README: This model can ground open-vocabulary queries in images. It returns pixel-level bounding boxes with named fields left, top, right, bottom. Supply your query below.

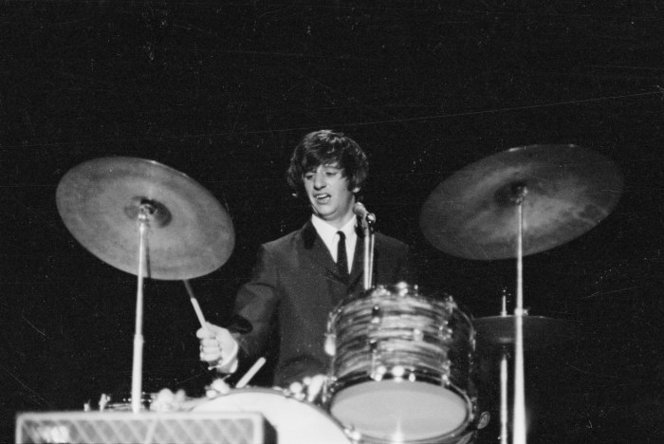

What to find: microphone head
left=353, top=202, right=367, bottom=216
left=354, top=202, right=376, bottom=223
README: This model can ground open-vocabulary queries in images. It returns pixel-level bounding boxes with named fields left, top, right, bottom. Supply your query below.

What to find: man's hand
left=196, top=323, right=238, bottom=372
left=150, top=388, right=187, bottom=412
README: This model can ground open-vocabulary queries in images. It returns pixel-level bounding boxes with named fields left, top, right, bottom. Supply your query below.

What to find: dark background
left=2, top=1, right=664, bottom=442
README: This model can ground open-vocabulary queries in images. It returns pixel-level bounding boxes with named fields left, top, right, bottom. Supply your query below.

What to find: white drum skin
left=193, top=388, right=351, bottom=444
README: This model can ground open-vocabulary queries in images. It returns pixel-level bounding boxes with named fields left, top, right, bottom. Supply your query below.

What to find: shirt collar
left=311, top=214, right=356, bottom=245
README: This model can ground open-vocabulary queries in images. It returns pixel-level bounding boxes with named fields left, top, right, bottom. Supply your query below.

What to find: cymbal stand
left=499, top=290, right=509, bottom=444
left=500, top=348, right=509, bottom=443
left=362, top=217, right=376, bottom=291
left=511, top=184, right=527, bottom=444
left=131, top=205, right=151, bottom=413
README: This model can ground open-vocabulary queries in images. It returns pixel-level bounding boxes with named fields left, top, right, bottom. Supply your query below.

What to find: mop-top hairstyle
left=286, top=129, right=369, bottom=199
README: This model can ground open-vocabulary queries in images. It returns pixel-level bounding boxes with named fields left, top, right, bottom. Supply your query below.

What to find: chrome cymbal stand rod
left=512, top=185, right=527, bottom=444
left=131, top=206, right=150, bottom=413
left=500, top=288, right=510, bottom=443
left=500, top=347, right=509, bottom=444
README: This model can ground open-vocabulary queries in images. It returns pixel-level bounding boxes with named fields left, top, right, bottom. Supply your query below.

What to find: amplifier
left=16, top=410, right=274, bottom=444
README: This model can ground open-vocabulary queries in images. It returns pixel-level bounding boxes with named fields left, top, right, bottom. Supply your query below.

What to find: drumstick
left=183, top=280, right=207, bottom=329
left=235, top=357, right=266, bottom=389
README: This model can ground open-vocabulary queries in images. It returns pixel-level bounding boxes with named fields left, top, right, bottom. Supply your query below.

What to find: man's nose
left=313, top=173, right=326, bottom=189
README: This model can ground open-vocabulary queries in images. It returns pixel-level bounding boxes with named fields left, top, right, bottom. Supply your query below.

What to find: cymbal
left=474, top=315, right=579, bottom=350
left=56, top=157, right=234, bottom=280
left=420, top=144, right=622, bottom=259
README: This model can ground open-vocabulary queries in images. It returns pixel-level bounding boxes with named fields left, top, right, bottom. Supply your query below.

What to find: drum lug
left=395, top=281, right=410, bottom=296
left=439, top=324, right=453, bottom=339
left=370, top=305, right=382, bottom=323
left=322, top=375, right=337, bottom=400
left=370, top=365, right=388, bottom=381
left=441, top=361, right=452, bottom=385
left=324, top=333, right=336, bottom=356
left=343, top=425, right=363, bottom=443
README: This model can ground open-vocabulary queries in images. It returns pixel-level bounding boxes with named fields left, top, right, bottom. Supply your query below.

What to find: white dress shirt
left=311, top=214, right=358, bottom=273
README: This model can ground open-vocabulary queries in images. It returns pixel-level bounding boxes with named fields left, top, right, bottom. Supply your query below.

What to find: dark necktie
left=336, top=231, right=349, bottom=280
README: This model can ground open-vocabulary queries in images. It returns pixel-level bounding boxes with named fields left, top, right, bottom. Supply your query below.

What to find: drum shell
left=325, top=283, right=477, bottom=443
left=327, top=284, right=475, bottom=393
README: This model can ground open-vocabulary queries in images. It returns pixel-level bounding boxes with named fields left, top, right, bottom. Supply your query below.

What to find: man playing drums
left=198, top=129, right=411, bottom=393
left=197, top=130, right=482, bottom=443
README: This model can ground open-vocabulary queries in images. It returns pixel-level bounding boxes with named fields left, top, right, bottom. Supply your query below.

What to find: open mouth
left=314, top=193, right=331, bottom=204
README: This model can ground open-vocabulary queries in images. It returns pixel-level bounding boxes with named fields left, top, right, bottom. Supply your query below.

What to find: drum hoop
left=201, top=386, right=333, bottom=415
left=195, top=387, right=354, bottom=442
left=328, top=368, right=448, bottom=393
left=327, top=376, right=475, bottom=444
left=328, top=371, right=473, bottom=404
left=327, top=284, right=473, bottom=329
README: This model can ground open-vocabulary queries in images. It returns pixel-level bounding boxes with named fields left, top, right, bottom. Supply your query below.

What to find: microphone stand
left=361, top=216, right=375, bottom=291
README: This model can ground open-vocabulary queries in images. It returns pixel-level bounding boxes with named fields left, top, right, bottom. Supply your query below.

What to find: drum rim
left=327, top=368, right=452, bottom=392
left=196, top=386, right=332, bottom=414
left=195, top=387, right=354, bottom=442
left=326, top=283, right=476, bottom=337
left=330, top=283, right=455, bottom=313
left=326, top=375, right=474, bottom=442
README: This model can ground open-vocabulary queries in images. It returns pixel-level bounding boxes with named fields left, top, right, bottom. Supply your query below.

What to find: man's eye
left=304, top=174, right=314, bottom=180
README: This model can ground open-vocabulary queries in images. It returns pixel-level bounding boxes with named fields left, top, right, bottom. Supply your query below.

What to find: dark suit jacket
left=230, top=220, right=411, bottom=386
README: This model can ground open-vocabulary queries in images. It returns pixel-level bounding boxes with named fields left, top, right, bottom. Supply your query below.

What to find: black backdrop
left=2, top=2, right=664, bottom=442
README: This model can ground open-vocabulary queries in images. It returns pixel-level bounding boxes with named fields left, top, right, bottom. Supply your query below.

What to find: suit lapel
left=301, top=221, right=346, bottom=284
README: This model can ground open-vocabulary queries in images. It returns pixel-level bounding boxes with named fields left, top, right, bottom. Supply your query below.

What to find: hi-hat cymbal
left=420, top=144, right=623, bottom=260
left=56, top=157, right=234, bottom=280
left=474, top=315, right=579, bottom=350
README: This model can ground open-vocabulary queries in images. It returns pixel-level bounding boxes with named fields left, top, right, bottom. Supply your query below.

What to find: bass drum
left=325, top=282, right=476, bottom=444
left=193, top=388, right=352, bottom=444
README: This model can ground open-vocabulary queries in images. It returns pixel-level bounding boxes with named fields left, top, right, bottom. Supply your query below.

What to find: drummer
left=198, top=129, right=412, bottom=397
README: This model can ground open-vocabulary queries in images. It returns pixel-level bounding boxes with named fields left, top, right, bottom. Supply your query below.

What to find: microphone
left=353, top=202, right=376, bottom=225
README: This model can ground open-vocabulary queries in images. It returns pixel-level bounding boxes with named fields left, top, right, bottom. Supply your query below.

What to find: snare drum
left=193, top=388, right=351, bottom=444
left=325, top=282, right=476, bottom=443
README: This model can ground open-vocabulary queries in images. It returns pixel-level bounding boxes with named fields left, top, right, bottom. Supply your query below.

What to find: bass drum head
left=193, top=388, right=350, bottom=444
left=330, top=380, right=470, bottom=443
